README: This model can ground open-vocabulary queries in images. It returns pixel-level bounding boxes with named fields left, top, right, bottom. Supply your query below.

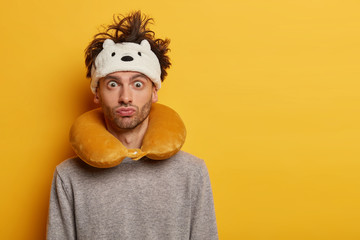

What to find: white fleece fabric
left=90, top=39, right=162, bottom=93
left=47, top=151, right=218, bottom=240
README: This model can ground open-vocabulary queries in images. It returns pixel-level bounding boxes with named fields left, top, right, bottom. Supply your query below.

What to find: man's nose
left=118, top=85, right=133, bottom=104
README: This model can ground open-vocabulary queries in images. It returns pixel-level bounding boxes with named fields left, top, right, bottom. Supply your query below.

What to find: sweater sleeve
left=47, top=169, right=76, bottom=240
left=190, top=161, right=219, bottom=240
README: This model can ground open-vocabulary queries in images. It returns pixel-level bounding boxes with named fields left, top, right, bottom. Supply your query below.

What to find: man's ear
left=94, top=89, right=100, bottom=104
left=152, top=87, right=158, bottom=103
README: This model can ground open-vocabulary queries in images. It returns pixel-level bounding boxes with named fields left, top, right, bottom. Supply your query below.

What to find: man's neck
left=105, top=117, right=149, bottom=149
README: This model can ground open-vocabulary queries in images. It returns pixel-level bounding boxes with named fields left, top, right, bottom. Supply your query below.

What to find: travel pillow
left=69, top=103, right=186, bottom=168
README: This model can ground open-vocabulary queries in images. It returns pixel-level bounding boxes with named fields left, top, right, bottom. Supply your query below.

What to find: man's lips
left=116, top=107, right=136, bottom=117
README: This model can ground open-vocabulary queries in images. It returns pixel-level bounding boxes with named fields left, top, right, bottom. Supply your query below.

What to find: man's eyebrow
left=103, top=75, right=120, bottom=81
left=130, top=73, right=150, bottom=81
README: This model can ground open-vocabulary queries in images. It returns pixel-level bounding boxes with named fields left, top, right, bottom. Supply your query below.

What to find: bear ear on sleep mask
left=69, top=103, right=186, bottom=168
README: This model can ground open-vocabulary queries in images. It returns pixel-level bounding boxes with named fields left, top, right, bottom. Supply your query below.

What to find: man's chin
left=115, top=118, right=139, bottom=130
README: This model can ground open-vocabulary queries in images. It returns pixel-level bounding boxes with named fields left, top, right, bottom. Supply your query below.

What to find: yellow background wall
left=1, top=0, right=359, bottom=239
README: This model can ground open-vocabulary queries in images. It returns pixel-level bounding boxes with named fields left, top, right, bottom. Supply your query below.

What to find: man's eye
left=134, top=81, right=143, bottom=88
left=108, top=81, right=118, bottom=87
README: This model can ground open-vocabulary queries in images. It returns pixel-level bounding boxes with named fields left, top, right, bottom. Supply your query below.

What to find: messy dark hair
left=84, top=11, right=171, bottom=81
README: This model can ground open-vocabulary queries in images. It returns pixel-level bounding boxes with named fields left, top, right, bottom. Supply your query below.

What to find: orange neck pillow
left=69, top=103, right=186, bottom=168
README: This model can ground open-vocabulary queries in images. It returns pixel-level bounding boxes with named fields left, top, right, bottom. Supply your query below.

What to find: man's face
left=94, top=71, right=158, bottom=131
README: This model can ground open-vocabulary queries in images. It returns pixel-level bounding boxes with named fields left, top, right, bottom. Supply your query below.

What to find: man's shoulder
left=168, top=150, right=209, bottom=174
left=171, top=150, right=203, bottom=164
left=55, top=156, right=89, bottom=177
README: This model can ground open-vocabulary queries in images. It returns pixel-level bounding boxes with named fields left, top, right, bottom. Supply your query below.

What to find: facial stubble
left=104, top=97, right=153, bottom=130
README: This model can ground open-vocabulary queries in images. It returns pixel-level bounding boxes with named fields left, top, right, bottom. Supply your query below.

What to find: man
left=47, top=11, right=218, bottom=240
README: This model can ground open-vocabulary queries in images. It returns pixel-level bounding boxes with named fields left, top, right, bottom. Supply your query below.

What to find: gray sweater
left=47, top=151, right=218, bottom=240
